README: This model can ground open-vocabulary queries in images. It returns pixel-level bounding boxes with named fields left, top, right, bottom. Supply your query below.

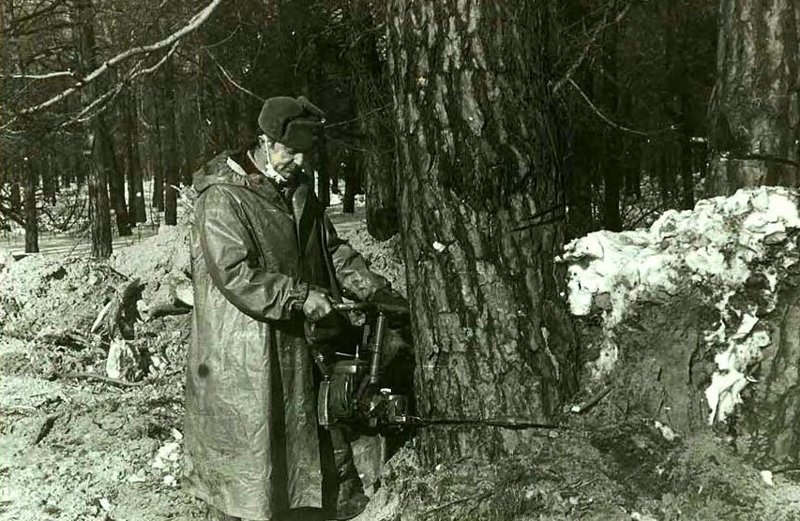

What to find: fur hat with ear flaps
left=258, top=96, right=326, bottom=152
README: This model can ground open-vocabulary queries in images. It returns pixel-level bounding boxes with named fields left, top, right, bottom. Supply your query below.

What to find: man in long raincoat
left=184, top=96, right=394, bottom=521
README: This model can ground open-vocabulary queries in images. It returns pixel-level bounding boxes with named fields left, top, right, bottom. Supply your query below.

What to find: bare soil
left=2, top=206, right=798, bottom=521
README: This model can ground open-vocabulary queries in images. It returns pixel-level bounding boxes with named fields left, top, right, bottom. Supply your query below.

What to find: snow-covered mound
left=560, top=187, right=800, bottom=424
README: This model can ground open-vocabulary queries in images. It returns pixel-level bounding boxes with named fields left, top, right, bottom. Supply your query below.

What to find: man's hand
left=303, top=288, right=333, bottom=322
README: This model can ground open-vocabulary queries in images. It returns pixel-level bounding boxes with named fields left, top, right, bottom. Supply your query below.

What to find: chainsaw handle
left=330, top=301, right=410, bottom=316
left=291, top=299, right=409, bottom=317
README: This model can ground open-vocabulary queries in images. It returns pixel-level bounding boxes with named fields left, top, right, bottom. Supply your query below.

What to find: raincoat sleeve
left=323, top=214, right=390, bottom=301
left=198, top=186, right=309, bottom=321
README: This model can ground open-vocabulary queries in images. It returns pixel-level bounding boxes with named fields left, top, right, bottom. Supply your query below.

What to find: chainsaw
left=303, top=301, right=563, bottom=434
left=302, top=301, right=416, bottom=435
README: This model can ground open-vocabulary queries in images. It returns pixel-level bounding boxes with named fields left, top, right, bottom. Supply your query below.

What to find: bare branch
left=567, top=78, right=674, bottom=137
left=1, top=70, right=75, bottom=80
left=19, top=0, right=223, bottom=115
left=63, top=40, right=182, bottom=128
left=3, top=0, right=69, bottom=33
left=552, top=2, right=631, bottom=95
left=206, top=50, right=263, bottom=101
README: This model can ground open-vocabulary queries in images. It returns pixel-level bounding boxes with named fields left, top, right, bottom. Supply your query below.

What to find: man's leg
left=329, top=426, right=369, bottom=520
left=206, top=504, right=241, bottom=521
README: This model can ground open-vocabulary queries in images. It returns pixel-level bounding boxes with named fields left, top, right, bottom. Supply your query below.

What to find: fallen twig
left=59, top=372, right=144, bottom=388
left=423, top=490, right=494, bottom=517
left=570, top=385, right=614, bottom=415
left=91, top=301, right=115, bottom=334
left=37, top=329, right=91, bottom=349
left=147, top=303, right=191, bottom=320
left=34, top=414, right=61, bottom=445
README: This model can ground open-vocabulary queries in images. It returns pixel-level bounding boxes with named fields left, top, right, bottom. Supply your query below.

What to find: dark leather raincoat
left=183, top=152, right=387, bottom=520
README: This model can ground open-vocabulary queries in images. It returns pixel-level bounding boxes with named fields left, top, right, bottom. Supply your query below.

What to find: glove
left=303, top=288, right=333, bottom=322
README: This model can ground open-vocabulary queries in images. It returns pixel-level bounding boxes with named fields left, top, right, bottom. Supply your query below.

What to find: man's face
left=265, top=137, right=304, bottom=181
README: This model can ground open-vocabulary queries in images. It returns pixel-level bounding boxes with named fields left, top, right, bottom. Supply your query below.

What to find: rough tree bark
left=73, top=0, right=112, bottom=258
left=708, top=0, right=799, bottom=194
left=740, top=269, right=800, bottom=465
left=388, top=0, right=578, bottom=465
left=88, top=118, right=114, bottom=257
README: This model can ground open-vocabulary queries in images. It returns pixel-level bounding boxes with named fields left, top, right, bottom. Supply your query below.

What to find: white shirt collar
left=247, top=149, right=287, bottom=186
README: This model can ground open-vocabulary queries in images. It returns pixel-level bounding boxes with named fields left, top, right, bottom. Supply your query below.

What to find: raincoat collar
left=192, top=151, right=292, bottom=210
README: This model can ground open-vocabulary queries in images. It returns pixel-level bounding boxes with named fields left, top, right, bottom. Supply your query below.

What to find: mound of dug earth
left=561, top=186, right=800, bottom=465
left=0, top=255, right=125, bottom=339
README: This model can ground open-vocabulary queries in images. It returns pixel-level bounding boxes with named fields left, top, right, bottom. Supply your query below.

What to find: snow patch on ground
left=560, top=187, right=800, bottom=423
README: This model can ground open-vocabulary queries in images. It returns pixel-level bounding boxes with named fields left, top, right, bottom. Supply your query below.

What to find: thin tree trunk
left=343, top=155, right=359, bottom=214
left=73, top=0, right=112, bottom=257
left=73, top=152, right=85, bottom=189
left=41, top=156, right=56, bottom=206
left=625, top=152, right=641, bottom=197
left=566, top=126, right=594, bottom=238
left=61, top=155, right=73, bottom=187
left=351, top=1, right=399, bottom=240
left=316, top=137, right=330, bottom=208
left=9, top=180, right=21, bottom=213
left=23, top=161, right=38, bottom=253
left=601, top=25, right=622, bottom=231
left=152, top=88, right=165, bottom=212
left=708, top=0, right=799, bottom=194
left=107, top=120, right=131, bottom=237
left=162, top=56, right=178, bottom=225
left=679, top=96, right=695, bottom=210
left=124, top=87, right=147, bottom=223
left=89, top=118, right=114, bottom=257
left=49, top=155, right=60, bottom=203
left=602, top=136, right=622, bottom=231
left=389, top=0, right=577, bottom=465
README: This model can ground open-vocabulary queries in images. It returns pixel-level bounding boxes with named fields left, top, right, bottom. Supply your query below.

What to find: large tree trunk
left=73, top=0, right=112, bottom=258
left=388, top=0, right=577, bottom=465
left=23, top=160, right=38, bottom=253
left=708, top=0, right=799, bottom=194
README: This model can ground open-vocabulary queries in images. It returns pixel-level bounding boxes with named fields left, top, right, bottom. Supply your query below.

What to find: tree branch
left=206, top=49, right=263, bottom=101
left=62, top=40, right=182, bottom=128
left=18, top=0, right=223, bottom=115
left=1, top=70, right=75, bottom=80
left=552, top=2, right=631, bottom=95
left=567, top=78, right=674, bottom=137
